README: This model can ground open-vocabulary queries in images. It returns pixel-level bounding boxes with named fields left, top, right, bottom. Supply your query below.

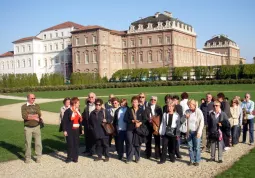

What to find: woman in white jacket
left=183, top=99, right=204, bottom=166
left=158, top=101, right=181, bottom=164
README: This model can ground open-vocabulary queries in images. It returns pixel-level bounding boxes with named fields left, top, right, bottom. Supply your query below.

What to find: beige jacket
left=229, top=106, right=241, bottom=127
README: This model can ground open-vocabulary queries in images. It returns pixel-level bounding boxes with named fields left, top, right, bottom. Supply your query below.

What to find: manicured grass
left=0, top=118, right=83, bottom=162
left=4, top=84, right=255, bottom=99
left=216, top=148, right=255, bottom=178
left=0, top=98, right=25, bottom=106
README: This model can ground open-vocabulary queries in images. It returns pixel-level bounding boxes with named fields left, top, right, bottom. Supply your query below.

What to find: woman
left=183, top=99, right=204, bottom=166
left=163, top=94, right=172, bottom=113
left=62, top=97, right=82, bottom=163
left=59, top=97, right=70, bottom=132
left=158, top=101, right=180, bottom=164
left=125, top=96, right=147, bottom=163
left=89, top=98, right=112, bottom=162
left=113, top=98, right=129, bottom=160
left=229, top=99, right=242, bottom=146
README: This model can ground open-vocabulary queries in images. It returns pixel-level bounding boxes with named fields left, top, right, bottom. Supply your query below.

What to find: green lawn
left=0, top=118, right=81, bottom=162
left=4, top=84, right=255, bottom=99
left=0, top=98, right=25, bottom=106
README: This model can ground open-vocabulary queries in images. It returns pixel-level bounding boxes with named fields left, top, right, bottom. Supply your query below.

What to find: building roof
left=13, top=36, right=42, bottom=44
left=205, top=35, right=236, bottom=46
left=0, top=51, right=14, bottom=57
left=72, top=25, right=127, bottom=36
left=41, top=21, right=84, bottom=32
left=131, top=12, right=192, bottom=29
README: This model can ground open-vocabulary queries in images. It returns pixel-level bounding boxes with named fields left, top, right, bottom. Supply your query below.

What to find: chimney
left=164, top=11, right=172, bottom=18
left=155, top=12, right=160, bottom=18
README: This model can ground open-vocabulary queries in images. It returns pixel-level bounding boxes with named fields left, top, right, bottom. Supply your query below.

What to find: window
left=50, top=34, right=52, bottom=39
left=61, top=32, right=64, bottom=37
left=44, top=59, right=47, bottom=67
left=1, top=62, right=4, bottom=70
left=139, top=53, right=143, bottom=63
left=93, top=53, right=97, bottom=63
left=122, top=40, right=127, bottom=47
left=44, top=46, right=47, bottom=52
left=50, top=45, right=52, bottom=51
left=55, top=57, right=60, bottom=64
left=85, top=53, right=89, bottom=64
left=158, top=51, right=163, bottom=62
left=50, top=58, right=54, bottom=66
left=131, top=55, right=135, bottom=64
left=166, top=36, right=171, bottom=44
left=38, top=59, right=41, bottom=67
left=62, top=43, right=64, bottom=50
left=139, top=38, right=142, bottom=46
left=148, top=37, right=152, bottom=45
left=158, top=36, right=162, bottom=44
left=148, top=52, right=152, bottom=63
left=28, top=59, right=32, bottom=67
left=16, top=46, right=19, bottom=53
left=93, top=36, right=97, bottom=44
left=55, top=44, right=58, bottom=50
left=22, top=59, right=25, bottom=68
left=17, top=60, right=20, bottom=68
left=131, top=39, right=135, bottom=47
left=123, top=54, right=127, bottom=64
left=61, top=56, right=64, bottom=63
left=85, top=37, right=88, bottom=44
left=76, top=53, right=80, bottom=64
left=11, top=61, right=14, bottom=68
left=76, top=38, right=79, bottom=45
left=7, top=61, right=9, bottom=69
left=44, top=34, right=46, bottom=39
left=56, top=33, right=58, bottom=37
left=22, top=46, right=25, bottom=52
left=28, top=45, right=31, bottom=52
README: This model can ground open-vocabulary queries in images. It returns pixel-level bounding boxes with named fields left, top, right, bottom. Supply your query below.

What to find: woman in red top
left=63, top=97, right=82, bottom=163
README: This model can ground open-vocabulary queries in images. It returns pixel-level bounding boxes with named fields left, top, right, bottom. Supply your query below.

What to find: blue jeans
left=187, top=131, right=201, bottom=163
left=243, top=118, right=254, bottom=144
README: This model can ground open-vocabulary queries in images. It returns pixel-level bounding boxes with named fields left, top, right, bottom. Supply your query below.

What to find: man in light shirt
left=241, top=93, right=255, bottom=145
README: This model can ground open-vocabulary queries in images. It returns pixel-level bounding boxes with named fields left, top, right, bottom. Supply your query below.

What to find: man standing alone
left=21, top=94, right=42, bottom=163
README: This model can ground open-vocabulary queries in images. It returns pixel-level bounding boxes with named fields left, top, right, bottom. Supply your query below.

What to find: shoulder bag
left=101, top=110, right=115, bottom=136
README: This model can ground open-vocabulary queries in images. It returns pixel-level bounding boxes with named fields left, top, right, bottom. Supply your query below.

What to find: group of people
left=21, top=91, right=255, bottom=166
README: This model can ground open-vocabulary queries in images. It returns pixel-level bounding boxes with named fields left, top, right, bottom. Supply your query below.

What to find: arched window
left=17, top=60, right=20, bottom=68
left=11, top=61, right=14, bottom=68
left=148, top=51, right=152, bottom=63
left=139, top=53, right=143, bottom=63
left=44, top=58, right=47, bottom=67
left=76, top=53, right=80, bottom=64
left=28, top=59, right=32, bottom=67
left=85, top=52, right=89, bottom=64
left=22, top=59, right=26, bottom=68
left=131, top=54, right=135, bottom=64
left=1, top=62, right=4, bottom=70
left=7, top=61, right=9, bottom=69
left=93, top=51, right=97, bottom=63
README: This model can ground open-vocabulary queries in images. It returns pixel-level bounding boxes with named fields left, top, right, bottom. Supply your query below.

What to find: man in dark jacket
left=200, top=93, right=214, bottom=152
left=145, top=96, right=163, bottom=159
left=207, top=100, right=230, bottom=163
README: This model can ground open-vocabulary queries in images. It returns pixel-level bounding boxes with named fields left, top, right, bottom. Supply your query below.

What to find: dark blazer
left=62, top=108, right=82, bottom=134
left=145, top=104, right=163, bottom=131
left=200, top=101, right=214, bottom=125
left=88, top=109, right=112, bottom=139
left=124, top=107, right=147, bottom=131
left=175, top=104, right=183, bottom=118
left=207, top=111, right=230, bottom=135
left=221, top=101, right=231, bottom=118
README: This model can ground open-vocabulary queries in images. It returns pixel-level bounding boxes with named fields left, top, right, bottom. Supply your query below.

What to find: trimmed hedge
left=1, top=79, right=255, bottom=93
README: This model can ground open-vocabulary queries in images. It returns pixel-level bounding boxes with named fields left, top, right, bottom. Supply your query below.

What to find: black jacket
left=200, top=101, right=214, bottom=125
left=124, top=107, right=147, bottom=131
left=88, top=109, right=112, bottom=139
left=62, top=108, right=82, bottom=134
left=145, top=104, right=163, bottom=130
left=221, top=101, right=231, bottom=118
left=207, top=111, right=230, bottom=136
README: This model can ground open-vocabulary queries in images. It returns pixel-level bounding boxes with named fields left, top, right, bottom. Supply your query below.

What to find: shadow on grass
left=0, top=141, right=24, bottom=160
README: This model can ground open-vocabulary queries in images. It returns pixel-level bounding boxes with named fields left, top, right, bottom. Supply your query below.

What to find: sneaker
left=135, top=159, right=140, bottom=163
left=104, top=158, right=109, bottom=162
left=65, top=159, right=72, bottom=163
left=36, top=158, right=41, bottom=163
left=125, top=160, right=131, bottom=164
left=224, top=147, right=231, bottom=151
left=24, top=159, right=31, bottom=164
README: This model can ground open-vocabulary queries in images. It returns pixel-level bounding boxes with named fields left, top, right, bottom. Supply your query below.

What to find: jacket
left=221, top=101, right=231, bottom=118
left=229, top=106, right=242, bottom=127
left=62, top=108, right=82, bottom=134
left=124, top=107, right=147, bottom=131
left=207, top=111, right=230, bottom=136
left=159, top=112, right=181, bottom=136
left=113, top=106, right=129, bottom=133
left=200, top=101, right=214, bottom=125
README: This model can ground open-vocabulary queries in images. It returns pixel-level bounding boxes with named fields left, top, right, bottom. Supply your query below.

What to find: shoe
left=249, top=143, right=254, bottom=146
left=94, top=157, right=103, bottom=161
left=207, top=158, right=216, bottom=162
left=104, top=158, right=109, bottom=162
left=176, top=155, right=182, bottom=159
left=155, top=157, right=159, bottom=160
left=224, top=147, right=231, bottom=151
left=36, top=158, right=41, bottom=163
left=135, top=159, right=140, bottom=163
left=158, top=161, right=165, bottom=164
left=218, top=160, right=223, bottom=163
left=194, top=162, right=199, bottom=166
left=118, top=156, right=123, bottom=160
left=65, top=159, right=72, bottom=163
left=170, top=159, right=175, bottom=163
left=125, top=160, right=131, bottom=164
left=188, top=162, right=194, bottom=166
left=24, top=159, right=31, bottom=164
left=73, top=160, right=78, bottom=163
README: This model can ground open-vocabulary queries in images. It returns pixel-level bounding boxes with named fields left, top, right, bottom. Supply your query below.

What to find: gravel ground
left=0, top=140, right=254, bottom=178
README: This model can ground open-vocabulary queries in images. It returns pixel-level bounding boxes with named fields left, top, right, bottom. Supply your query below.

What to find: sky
left=0, top=0, right=254, bottom=63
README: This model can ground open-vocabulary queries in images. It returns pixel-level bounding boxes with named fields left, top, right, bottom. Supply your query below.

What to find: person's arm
left=248, top=101, right=254, bottom=114
left=21, top=105, right=28, bottom=120
left=62, top=109, right=70, bottom=136
left=239, top=106, right=243, bottom=126
left=197, top=109, right=204, bottom=138
left=105, top=109, right=113, bottom=124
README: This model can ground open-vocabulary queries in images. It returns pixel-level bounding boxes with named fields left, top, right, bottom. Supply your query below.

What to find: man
left=105, top=94, right=115, bottom=110
left=207, top=100, right=229, bottom=163
left=145, top=96, right=163, bottom=159
left=138, top=92, right=149, bottom=110
left=180, top=92, right=189, bottom=115
left=82, top=92, right=96, bottom=155
left=241, top=93, right=255, bottom=145
left=200, top=93, right=214, bottom=152
left=21, top=94, right=42, bottom=163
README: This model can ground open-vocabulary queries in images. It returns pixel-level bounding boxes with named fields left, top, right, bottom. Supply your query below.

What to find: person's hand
left=196, top=133, right=201, bottom=138
left=64, top=131, right=68, bottom=137
left=34, top=117, right=40, bottom=122
left=186, top=113, right=190, bottom=119
left=132, top=120, right=136, bottom=123
left=81, top=130, right=84, bottom=135
left=218, top=123, right=222, bottom=127
left=102, top=119, right=107, bottom=123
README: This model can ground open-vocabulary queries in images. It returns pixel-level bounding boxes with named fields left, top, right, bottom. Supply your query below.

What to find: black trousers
left=96, top=138, right=110, bottom=158
left=161, top=135, right=176, bottom=162
left=66, top=129, right=80, bottom=161
left=84, top=129, right=95, bottom=154
left=115, top=131, right=127, bottom=159
left=231, top=125, right=239, bottom=145
left=146, top=131, right=161, bottom=158
left=223, top=132, right=230, bottom=147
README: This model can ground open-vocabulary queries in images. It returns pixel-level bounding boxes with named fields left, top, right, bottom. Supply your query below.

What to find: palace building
left=71, top=11, right=245, bottom=79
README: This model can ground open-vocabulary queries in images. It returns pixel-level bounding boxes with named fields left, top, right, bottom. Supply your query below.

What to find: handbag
left=101, top=110, right=115, bottom=136
left=151, top=115, right=160, bottom=135
left=180, top=120, right=187, bottom=133
left=165, top=126, right=175, bottom=137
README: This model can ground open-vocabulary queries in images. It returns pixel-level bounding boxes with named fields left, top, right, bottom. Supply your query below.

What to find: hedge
left=1, top=79, right=255, bottom=93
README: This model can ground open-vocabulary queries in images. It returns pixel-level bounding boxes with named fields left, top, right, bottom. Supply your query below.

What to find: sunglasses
left=89, top=96, right=94, bottom=98
left=31, top=98, right=36, bottom=99
left=151, top=99, right=156, bottom=101
left=112, top=102, right=118, bottom=105
left=139, top=96, right=145, bottom=98
left=213, top=105, right=220, bottom=107
left=95, top=103, right=101, bottom=106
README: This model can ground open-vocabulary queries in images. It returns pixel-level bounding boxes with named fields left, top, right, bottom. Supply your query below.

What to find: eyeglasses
left=139, top=96, right=145, bottom=98
left=89, top=96, right=94, bottom=98
left=151, top=99, right=156, bottom=101
left=213, top=105, right=220, bottom=107
left=95, top=103, right=101, bottom=106
left=245, top=96, right=249, bottom=98
left=112, top=102, right=118, bottom=105
left=31, top=98, right=36, bottom=100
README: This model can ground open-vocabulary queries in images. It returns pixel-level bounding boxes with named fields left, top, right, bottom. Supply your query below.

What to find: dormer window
left=213, top=42, right=216, bottom=46
left=130, top=25, right=135, bottom=31
left=138, top=24, right=143, bottom=30
left=158, top=22, right=163, bottom=27
left=148, top=23, right=153, bottom=29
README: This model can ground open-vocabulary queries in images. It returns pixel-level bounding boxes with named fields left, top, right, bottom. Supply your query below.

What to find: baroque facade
left=71, top=11, right=245, bottom=79
left=0, top=22, right=84, bottom=80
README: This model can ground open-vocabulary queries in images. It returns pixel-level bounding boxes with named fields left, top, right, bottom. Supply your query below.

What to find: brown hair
left=63, top=97, right=71, bottom=105
left=111, top=97, right=119, bottom=103
left=120, top=98, right=128, bottom=106
left=181, top=92, right=189, bottom=100
left=131, top=96, right=140, bottom=102
left=95, top=98, right=104, bottom=105
left=70, top=97, right=79, bottom=106
left=230, top=99, right=239, bottom=107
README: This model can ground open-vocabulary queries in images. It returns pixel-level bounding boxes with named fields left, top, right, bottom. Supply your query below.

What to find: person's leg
left=194, top=135, right=201, bottom=163
left=160, top=136, right=168, bottom=163
left=248, top=119, right=254, bottom=144
left=154, top=134, right=161, bottom=159
left=103, top=138, right=110, bottom=158
left=232, top=125, right=238, bottom=145
left=114, top=135, right=119, bottom=154
left=109, top=135, right=112, bottom=148
left=243, top=122, right=248, bottom=143
left=96, top=139, right=103, bottom=158
left=210, top=141, right=216, bottom=160
left=175, top=136, right=181, bottom=158
left=187, top=132, right=195, bottom=163
left=126, top=131, right=134, bottom=162
left=117, top=131, right=124, bottom=159
left=73, top=129, right=80, bottom=162
left=169, top=136, right=176, bottom=162
left=66, top=132, right=73, bottom=161
left=206, top=126, right=211, bottom=150
left=134, top=146, right=141, bottom=162
left=33, top=125, right=42, bottom=161
left=145, top=131, right=152, bottom=158
left=201, top=126, right=207, bottom=151
left=24, top=127, right=33, bottom=162
left=218, top=140, right=224, bottom=161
